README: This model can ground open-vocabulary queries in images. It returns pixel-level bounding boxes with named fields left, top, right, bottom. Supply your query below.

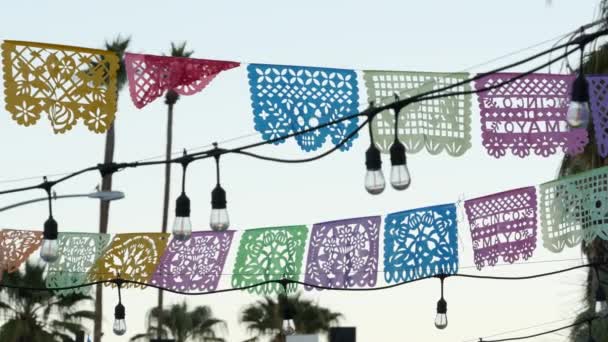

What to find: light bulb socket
left=572, top=73, right=590, bottom=103
left=365, top=144, right=382, bottom=171
left=282, top=304, right=295, bottom=320
left=175, top=193, right=191, bottom=217
left=43, top=217, right=58, bottom=240
left=596, top=285, right=606, bottom=302
left=211, top=185, right=227, bottom=209
left=114, top=303, right=125, bottom=320
left=436, top=298, right=447, bottom=314
left=390, top=140, right=407, bottom=166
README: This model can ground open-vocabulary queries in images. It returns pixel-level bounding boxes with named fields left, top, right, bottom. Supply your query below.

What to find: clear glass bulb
left=390, top=164, right=411, bottom=190
left=282, top=319, right=296, bottom=335
left=596, top=299, right=608, bottom=315
left=365, top=170, right=385, bottom=195
left=113, top=318, right=127, bottom=336
left=172, top=216, right=192, bottom=241
left=434, top=313, right=448, bottom=329
left=566, top=101, right=590, bottom=128
left=40, top=239, right=59, bottom=263
left=210, top=209, right=229, bottom=231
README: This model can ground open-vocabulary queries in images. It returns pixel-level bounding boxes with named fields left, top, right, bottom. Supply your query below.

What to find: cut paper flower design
left=151, top=231, right=234, bottom=292
left=2, top=40, right=119, bottom=133
left=587, top=76, right=608, bottom=158
left=88, top=233, right=169, bottom=288
left=384, top=204, right=458, bottom=283
left=124, top=53, right=239, bottom=108
left=540, top=167, right=608, bottom=252
left=248, top=64, right=360, bottom=152
left=46, top=233, right=110, bottom=296
left=465, top=187, right=538, bottom=269
left=0, top=229, right=42, bottom=280
left=475, top=73, right=587, bottom=158
left=232, top=226, right=308, bottom=294
left=363, top=71, right=472, bottom=156
left=304, top=216, right=380, bottom=290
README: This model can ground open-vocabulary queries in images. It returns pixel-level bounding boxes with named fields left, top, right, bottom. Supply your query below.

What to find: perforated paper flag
left=304, top=216, right=380, bottom=290
left=232, top=226, right=308, bottom=294
left=2, top=40, right=119, bottom=133
left=384, top=204, right=458, bottom=283
left=88, top=233, right=170, bottom=288
left=587, top=76, right=608, bottom=157
left=540, top=167, right=608, bottom=252
left=46, top=232, right=110, bottom=296
left=475, top=73, right=588, bottom=158
left=125, top=53, right=239, bottom=108
left=151, top=231, right=234, bottom=292
left=0, top=229, right=42, bottom=280
left=248, top=64, right=360, bottom=152
left=465, top=187, right=538, bottom=269
left=364, top=71, right=472, bottom=156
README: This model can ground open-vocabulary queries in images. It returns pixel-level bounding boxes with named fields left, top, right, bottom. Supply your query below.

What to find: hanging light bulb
left=210, top=185, right=229, bottom=231
left=595, top=285, right=607, bottom=315
left=434, top=275, right=448, bottom=330
left=389, top=139, right=411, bottom=190
left=282, top=299, right=296, bottom=336
left=567, top=73, right=591, bottom=128
left=40, top=217, right=59, bottom=263
left=113, top=303, right=127, bottom=336
left=435, top=297, right=448, bottom=330
left=365, top=143, right=385, bottom=195
left=172, top=192, right=192, bottom=241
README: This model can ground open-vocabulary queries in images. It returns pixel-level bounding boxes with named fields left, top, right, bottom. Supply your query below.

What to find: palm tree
left=561, top=4, right=608, bottom=340
left=0, top=262, right=95, bottom=342
left=157, top=41, right=194, bottom=339
left=240, top=292, right=342, bottom=342
left=130, top=302, right=226, bottom=342
left=94, top=35, right=131, bottom=342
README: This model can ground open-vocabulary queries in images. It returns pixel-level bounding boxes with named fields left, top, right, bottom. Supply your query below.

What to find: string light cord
left=479, top=317, right=599, bottom=342
left=0, top=262, right=600, bottom=295
left=0, top=25, right=606, bottom=197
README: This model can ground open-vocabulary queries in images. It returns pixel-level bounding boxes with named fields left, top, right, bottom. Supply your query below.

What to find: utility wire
left=0, top=25, right=604, bottom=197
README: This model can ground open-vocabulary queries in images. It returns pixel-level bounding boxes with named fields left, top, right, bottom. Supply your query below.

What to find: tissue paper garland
left=304, top=216, right=380, bottom=290
left=465, top=187, right=538, bottom=269
left=124, top=53, right=239, bottom=108
left=364, top=71, right=472, bottom=156
left=1, top=40, right=119, bottom=133
left=587, top=76, right=608, bottom=157
left=232, top=226, right=308, bottom=294
left=384, top=204, right=458, bottom=283
left=475, top=73, right=588, bottom=158
left=88, top=233, right=169, bottom=288
left=0, top=229, right=42, bottom=280
left=46, top=232, right=110, bottom=296
left=540, top=167, right=608, bottom=252
left=248, top=64, right=360, bottom=152
left=151, top=231, right=234, bottom=292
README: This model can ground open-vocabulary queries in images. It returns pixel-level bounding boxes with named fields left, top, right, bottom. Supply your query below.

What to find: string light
left=389, top=98, right=411, bottom=191
left=112, top=279, right=127, bottom=336
left=40, top=178, right=59, bottom=263
left=364, top=103, right=385, bottom=195
left=210, top=144, right=229, bottom=231
left=280, top=279, right=296, bottom=336
left=434, top=274, right=448, bottom=330
left=172, top=151, right=193, bottom=241
left=594, top=266, right=607, bottom=315
left=567, top=34, right=591, bottom=128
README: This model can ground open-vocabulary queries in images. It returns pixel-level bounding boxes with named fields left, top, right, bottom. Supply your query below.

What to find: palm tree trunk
left=157, top=89, right=178, bottom=340
left=94, top=123, right=115, bottom=342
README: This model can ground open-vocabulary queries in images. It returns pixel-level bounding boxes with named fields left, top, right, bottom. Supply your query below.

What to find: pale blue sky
left=0, top=1, right=601, bottom=341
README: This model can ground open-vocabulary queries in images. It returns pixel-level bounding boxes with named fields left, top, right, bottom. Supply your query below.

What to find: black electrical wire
left=479, top=317, right=598, bottom=342
left=0, top=262, right=600, bottom=295
left=0, top=25, right=605, bottom=197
